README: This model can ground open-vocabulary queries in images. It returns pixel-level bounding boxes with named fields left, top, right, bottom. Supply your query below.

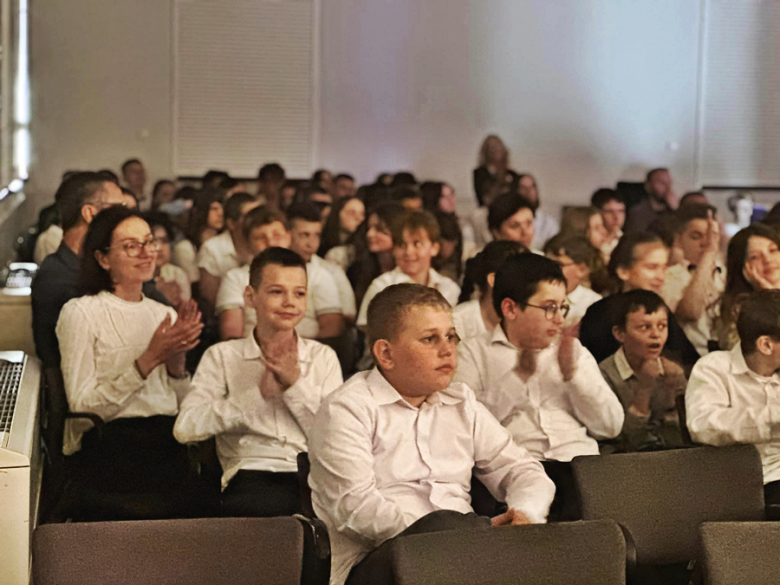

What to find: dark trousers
left=541, top=460, right=581, bottom=522
left=346, top=510, right=490, bottom=585
left=221, top=470, right=302, bottom=517
left=765, top=481, right=780, bottom=506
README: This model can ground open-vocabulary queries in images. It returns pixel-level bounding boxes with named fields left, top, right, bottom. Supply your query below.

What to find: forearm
left=676, top=253, right=718, bottom=322
left=567, top=368, right=625, bottom=439
left=173, top=397, right=244, bottom=443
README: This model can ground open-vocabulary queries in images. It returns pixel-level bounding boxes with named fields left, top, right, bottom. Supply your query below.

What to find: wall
left=25, top=0, right=703, bottom=221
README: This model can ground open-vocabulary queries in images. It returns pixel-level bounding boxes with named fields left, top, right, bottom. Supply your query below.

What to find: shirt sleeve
left=309, top=395, right=408, bottom=547
left=172, top=240, right=200, bottom=283
left=215, top=269, right=246, bottom=315
left=173, top=345, right=246, bottom=444
left=197, top=240, right=220, bottom=276
left=310, top=268, right=343, bottom=317
left=329, top=264, right=357, bottom=318
left=471, top=398, right=555, bottom=523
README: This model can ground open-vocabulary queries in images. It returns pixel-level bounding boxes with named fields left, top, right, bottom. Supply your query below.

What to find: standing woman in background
left=473, top=135, right=518, bottom=207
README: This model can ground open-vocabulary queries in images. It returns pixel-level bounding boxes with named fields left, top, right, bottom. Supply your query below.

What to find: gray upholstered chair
left=699, top=522, right=780, bottom=585
left=392, top=519, right=626, bottom=585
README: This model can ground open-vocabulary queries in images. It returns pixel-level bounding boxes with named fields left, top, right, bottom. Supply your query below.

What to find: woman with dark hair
left=151, top=180, right=176, bottom=211
left=318, top=195, right=366, bottom=259
left=171, top=187, right=226, bottom=285
left=55, top=206, right=204, bottom=518
left=473, top=134, right=519, bottom=206
left=718, top=224, right=780, bottom=349
left=431, top=211, right=464, bottom=283
left=420, top=181, right=457, bottom=214
left=144, top=211, right=191, bottom=308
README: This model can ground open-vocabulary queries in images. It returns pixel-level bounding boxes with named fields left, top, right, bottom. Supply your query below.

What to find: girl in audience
left=561, top=206, right=610, bottom=255
left=145, top=212, right=192, bottom=308
left=318, top=195, right=365, bottom=258
left=718, top=223, right=780, bottom=350
left=56, top=206, right=203, bottom=518
left=473, top=135, right=518, bottom=206
left=454, top=240, right=526, bottom=340
left=431, top=211, right=465, bottom=283
left=420, top=181, right=457, bottom=214
left=172, top=187, right=225, bottom=285
left=346, top=201, right=405, bottom=310
left=151, top=180, right=176, bottom=211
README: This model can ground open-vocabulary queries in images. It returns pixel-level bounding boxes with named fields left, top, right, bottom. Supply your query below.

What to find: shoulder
left=318, top=372, right=374, bottom=416
left=301, top=337, right=340, bottom=363
left=453, top=299, right=478, bottom=316
left=224, top=265, right=249, bottom=284
left=691, top=350, right=732, bottom=376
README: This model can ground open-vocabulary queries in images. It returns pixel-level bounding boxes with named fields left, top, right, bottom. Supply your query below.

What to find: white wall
left=27, top=0, right=703, bottom=219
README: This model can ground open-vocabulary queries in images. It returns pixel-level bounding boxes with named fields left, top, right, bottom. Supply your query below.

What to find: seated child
left=175, top=248, right=343, bottom=517
left=599, top=290, right=687, bottom=452
left=216, top=206, right=343, bottom=340
left=544, top=234, right=602, bottom=329
left=687, top=289, right=780, bottom=508
left=309, top=283, right=555, bottom=585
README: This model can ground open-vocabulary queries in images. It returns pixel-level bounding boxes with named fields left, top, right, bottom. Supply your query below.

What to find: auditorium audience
left=724, top=191, right=755, bottom=239
left=120, top=187, right=138, bottom=209
left=560, top=206, right=609, bottom=257
left=431, top=211, right=465, bottom=283
left=56, top=206, right=202, bottom=515
left=687, top=289, right=780, bottom=507
left=591, top=188, right=626, bottom=262
left=473, top=134, right=518, bottom=207
left=172, top=187, right=226, bottom=285
left=150, top=180, right=177, bottom=211
left=257, top=163, right=286, bottom=209
left=392, top=185, right=424, bottom=211
left=145, top=212, right=191, bottom=308
left=174, top=247, right=342, bottom=517
left=310, top=283, right=555, bottom=585
left=312, top=168, right=334, bottom=196
left=516, top=173, right=559, bottom=250
left=334, top=173, right=357, bottom=200
left=318, top=195, right=365, bottom=258
left=121, top=158, right=149, bottom=210
left=624, top=168, right=676, bottom=233
left=598, top=290, right=686, bottom=453
left=420, top=181, right=458, bottom=215
left=487, top=192, right=537, bottom=252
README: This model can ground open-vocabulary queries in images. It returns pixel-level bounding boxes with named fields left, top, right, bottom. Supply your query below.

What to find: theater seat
left=392, top=519, right=626, bottom=585
left=572, top=445, right=765, bottom=584
left=699, top=522, right=780, bottom=585
left=32, top=517, right=305, bottom=585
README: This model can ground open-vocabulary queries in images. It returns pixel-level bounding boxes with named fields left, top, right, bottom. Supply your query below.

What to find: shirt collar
left=365, top=367, right=462, bottom=408
left=490, top=324, right=516, bottom=349
left=614, top=346, right=665, bottom=381
left=241, top=330, right=311, bottom=364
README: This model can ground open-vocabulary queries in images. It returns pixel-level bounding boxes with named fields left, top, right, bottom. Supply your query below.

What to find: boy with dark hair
left=599, top=290, right=686, bottom=452
left=488, top=192, right=537, bottom=251
left=310, top=283, right=555, bottom=585
left=687, top=289, right=780, bottom=506
left=257, top=162, right=286, bottom=208
left=590, top=188, right=626, bottom=260
left=391, top=185, right=423, bottom=211
left=544, top=234, right=602, bottom=328
left=334, top=173, right=356, bottom=200
left=175, top=247, right=342, bottom=517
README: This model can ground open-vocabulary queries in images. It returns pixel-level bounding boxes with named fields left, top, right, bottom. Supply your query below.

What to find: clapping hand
left=259, top=332, right=301, bottom=398
left=491, top=508, right=532, bottom=527
left=137, top=300, right=203, bottom=378
left=557, top=330, right=579, bottom=382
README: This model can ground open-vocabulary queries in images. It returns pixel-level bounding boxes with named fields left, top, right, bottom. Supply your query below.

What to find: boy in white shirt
left=310, top=283, right=555, bottom=585
left=175, top=247, right=343, bottom=517
left=217, top=206, right=343, bottom=341
left=687, top=290, right=780, bottom=508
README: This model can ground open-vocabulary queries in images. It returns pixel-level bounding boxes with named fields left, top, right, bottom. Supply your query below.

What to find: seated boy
left=687, top=290, right=780, bottom=507
left=216, top=206, right=343, bottom=340
left=599, top=290, right=687, bottom=452
left=488, top=192, right=538, bottom=253
left=544, top=234, right=602, bottom=329
left=174, top=248, right=343, bottom=517
left=310, top=283, right=555, bottom=585
left=456, top=253, right=623, bottom=519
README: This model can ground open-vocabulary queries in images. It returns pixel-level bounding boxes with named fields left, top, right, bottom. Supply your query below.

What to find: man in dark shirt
left=624, top=168, right=676, bottom=233
left=32, top=172, right=168, bottom=368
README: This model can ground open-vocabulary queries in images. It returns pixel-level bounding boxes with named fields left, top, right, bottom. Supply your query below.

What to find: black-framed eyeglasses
left=525, top=302, right=570, bottom=320
left=106, top=237, right=161, bottom=258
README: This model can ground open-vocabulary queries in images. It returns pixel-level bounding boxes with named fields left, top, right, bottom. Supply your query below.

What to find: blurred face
left=617, top=243, right=668, bottom=293
left=402, top=197, right=423, bottom=211
left=367, top=214, right=393, bottom=253
left=124, top=162, right=146, bottom=191
left=154, top=183, right=176, bottom=207
left=376, top=306, right=459, bottom=403
left=207, top=201, right=224, bottom=230
left=335, top=177, right=356, bottom=199
left=97, top=217, right=158, bottom=286
left=339, top=198, right=365, bottom=234
left=678, top=218, right=710, bottom=265
left=249, top=221, right=292, bottom=255
left=746, top=236, right=780, bottom=287
left=614, top=308, right=669, bottom=363
left=736, top=198, right=754, bottom=225
left=503, top=281, right=567, bottom=350
left=245, top=264, right=307, bottom=332
left=439, top=184, right=457, bottom=213
left=496, top=208, right=535, bottom=248
left=289, top=219, right=322, bottom=263
left=317, top=172, right=334, bottom=194
left=587, top=213, right=608, bottom=249
left=123, top=194, right=138, bottom=209
left=393, top=228, right=440, bottom=279
left=600, top=199, right=626, bottom=233
left=151, top=225, right=171, bottom=268
left=546, top=252, right=588, bottom=294
left=229, top=201, right=262, bottom=236
left=485, top=137, right=505, bottom=164
left=518, top=175, right=538, bottom=206
left=647, top=170, right=672, bottom=203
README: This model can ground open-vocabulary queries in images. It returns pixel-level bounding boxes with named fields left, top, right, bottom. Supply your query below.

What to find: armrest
left=618, top=522, right=637, bottom=574
left=65, top=411, right=105, bottom=438
left=295, top=514, right=331, bottom=585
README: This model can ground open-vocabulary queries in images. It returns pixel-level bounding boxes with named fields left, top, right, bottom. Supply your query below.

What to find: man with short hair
left=624, top=168, right=677, bottom=233
left=488, top=192, right=538, bottom=252
left=121, top=158, right=148, bottom=210
left=591, top=188, right=626, bottom=261
left=334, top=173, right=356, bottom=200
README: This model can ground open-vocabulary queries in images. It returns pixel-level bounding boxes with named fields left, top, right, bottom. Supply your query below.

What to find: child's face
left=678, top=218, right=710, bottom=266
left=249, top=221, right=292, bottom=255
left=615, top=308, right=669, bottom=362
left=245, top=264, right=307, bottom=331
left=617, top=243, right=668, bottom=293
left=497, top=208, right=535, bottom=249
left=546, top=252, right=587, bottom=294
left=152, top=225, right=171, bottom=268
left=367, top=214, right=393, bottom=253
left=393, top=228, right=440, bottom=278
left=503, top=280, right=567, bottom=350
left=289, top=219, right=322, bottom=263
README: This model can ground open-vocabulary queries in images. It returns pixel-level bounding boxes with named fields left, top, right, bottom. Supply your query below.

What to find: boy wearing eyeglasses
left=456, top=253, right=623, bottom=519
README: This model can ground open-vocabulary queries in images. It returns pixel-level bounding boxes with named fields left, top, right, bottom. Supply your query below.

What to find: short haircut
left=142, top=211, right=175, bottom=243
left=121, top=159, right=142, bottom=175
left=202, top=170, right=230, bottom=186
left=591, top=188, right=623, bottom=209
left=152, top=180, right=175, bottom=199
left=97, top=169, right=119, bottom=184
left=248, top=246, right=307, bottom=289
left=286, top=201, right=322, bottom=225
left=607, top=231, right=666, bottom=281
left=242, top=205, right=288, bottom=240
left=390, top=171, right=417, bottom=187
left=675, top=203, right=717, bottom=233
left=335, top=173, right=354, bottom=183
left=737, top=290, right=780, bottom=353
left=679, top=191, right=707, bottom=207
left=646, top=167, right=668, bottom=182
left=488, top=192, right=534, bottom=233
left=258, top=163, right=285, bottom=182
left=544, top=233, right=599, bottom=266
left=613, top=289, right=668, bottom=331
left=391, top=185, right=421, bottom=203
left=391, top=209, right=441, bottom=245
left=461, top=240, right=527, bottom=299
left=224, top=191, right=259, bottom=223
left=57, top=172, right=113, bottom=231
left=366, top=283, right=451, bottom=348
left=492, top=253, right=566, bottom=318
left=220, top=177, right=242, bottom=191
left=80, top=206, right=139, bottom=295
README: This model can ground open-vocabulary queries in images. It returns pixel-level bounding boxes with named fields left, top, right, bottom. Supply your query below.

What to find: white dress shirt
left=197, top=230, right=239, bottom=279
left=216, top=262, right=342, bottom=339
left=455, top=327, right=624, bottom=461
left=311, top=254, right=356, bottom=320
left=566, top=285, right=602, bottom=328
left=453, top=299, right=490, bottom=341
left=174, top=334, right=342, bottom=488
left=324, top=245, right=354, bottom=271
left=172, top=238, right=200, bottom=283
left=33, top=224, right=63, bottom=265
left=309, top=368, right=555, bottom=585
left=356, top=267, right=461, bottom=327
left=600, top=229, right=623, bottom=263
left=686, top=344, right=780, bottom=484
left=56, top=291, right=190, bottom=455
left=158, top=263, right=192, bottom=302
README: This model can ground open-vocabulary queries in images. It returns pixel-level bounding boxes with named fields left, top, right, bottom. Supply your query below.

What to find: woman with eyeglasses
left=56, top=206, right=205, bottom=519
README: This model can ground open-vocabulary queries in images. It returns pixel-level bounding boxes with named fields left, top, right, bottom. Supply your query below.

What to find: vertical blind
left=700, top=0, right=780, bottom=185
left=173, top=0, right=317, bottom=178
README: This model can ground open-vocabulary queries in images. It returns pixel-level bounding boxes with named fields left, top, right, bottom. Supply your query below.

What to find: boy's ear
left=612, top=325, right=626, bottom=344
left=430, top=241, right=441, bottom=258
left=372, top=339, right=394, bottom=370
left=500, top=298, right=518, bottom=321
left=756, top=335, right=775, bottom=356
left=486, top=272, right=496, bottom=289
left=616, top=266, right=630, bottom=283
left=244, top=285, right=255, bottom=306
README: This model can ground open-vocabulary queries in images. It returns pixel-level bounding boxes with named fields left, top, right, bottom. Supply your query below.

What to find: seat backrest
left=572, top=445, right=765, bottom=565
left=32, top=517, right=305, bottom=585
left=699, top=521, right=780, bottom=585
left=40, top=367, right=68, bottom=468
left=393, top=519, right=626, bottom=585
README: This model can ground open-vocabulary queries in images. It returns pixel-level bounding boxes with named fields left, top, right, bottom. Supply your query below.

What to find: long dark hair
left=80, top=206, right=140, bottom=296
left=459, top=240, right=526, bottom=303
left=318, top=195, right=361, bottom=257
left=431, top=211, right=464, bottom=282
left=187, top=187, right=226, bottom=249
